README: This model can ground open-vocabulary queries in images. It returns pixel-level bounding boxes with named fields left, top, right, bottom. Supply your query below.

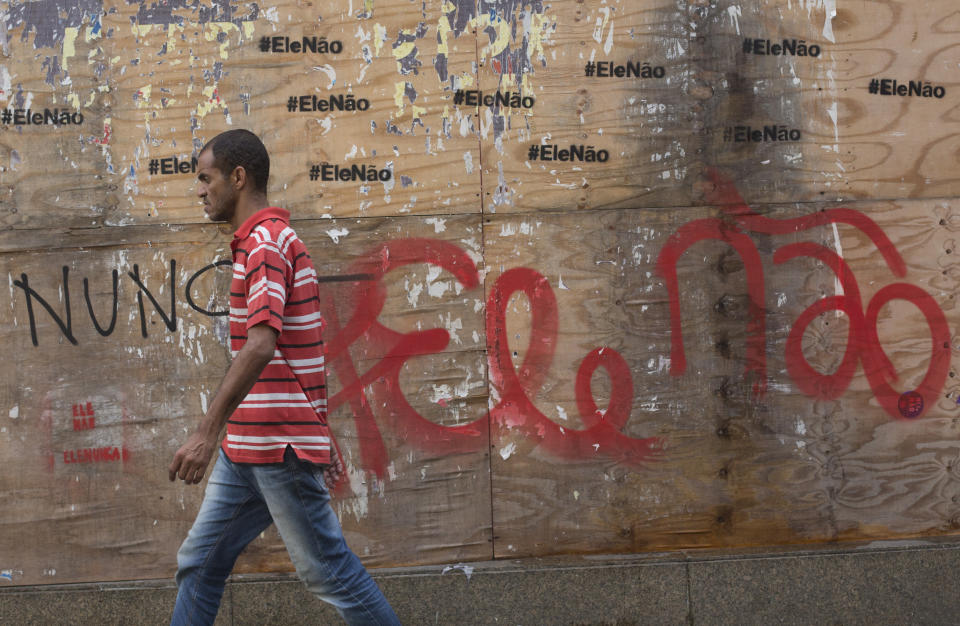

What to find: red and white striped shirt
left=224, top=207, right=331, bottom=464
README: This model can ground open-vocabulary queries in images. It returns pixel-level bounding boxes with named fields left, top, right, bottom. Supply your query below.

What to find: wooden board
left=484, top=195, right=960, bottom=557
left=697, top=0, right=960, bottom=205
left=0, top=0, right=959, bottom=590
left=0, top=214, right=491, bottom=585
left=476, top=0, right=697, bottom=213
left=2, top=0, right=484, bottom=232
left=3, top=1, right=958, bottom=228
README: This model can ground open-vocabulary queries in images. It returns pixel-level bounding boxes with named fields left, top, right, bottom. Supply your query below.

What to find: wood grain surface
left=0, top=215, right=492, bottom=582
left=0, top=0, right=958, bottom=587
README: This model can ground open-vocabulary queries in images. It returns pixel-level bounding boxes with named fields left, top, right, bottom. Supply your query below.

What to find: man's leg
left=250, top=448, right=400, bottom=625
left=172, top=450, right=273, bottom=626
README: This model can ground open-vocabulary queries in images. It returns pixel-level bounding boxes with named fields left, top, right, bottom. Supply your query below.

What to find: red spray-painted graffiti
left=317, top=239, right=661, bottom=480
left=41, top=395, right=132, bottom=471
left=656, top=169, right=950, bottom=420
left=11, top=243, right=660, bottom=479
left=15, top=173, right=949, bottom=479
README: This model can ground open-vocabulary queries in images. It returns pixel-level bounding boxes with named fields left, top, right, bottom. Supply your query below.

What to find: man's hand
left=166, top=324, right=278, bottom=485
left=169, top=431, right=217, bottom=484
left=323, top=442, right=345, bottom=488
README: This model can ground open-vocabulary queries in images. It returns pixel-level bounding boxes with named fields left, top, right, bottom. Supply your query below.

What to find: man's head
left=196, top=129, right=270, bottom=224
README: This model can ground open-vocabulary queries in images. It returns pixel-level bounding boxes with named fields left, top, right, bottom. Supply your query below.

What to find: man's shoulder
left=254, top=215, right=294, bottom=237
left=251, top=216, right=306, bottom=252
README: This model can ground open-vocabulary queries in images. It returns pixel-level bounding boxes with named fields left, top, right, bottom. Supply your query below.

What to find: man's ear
left=231, top=165, right=248, bottom=190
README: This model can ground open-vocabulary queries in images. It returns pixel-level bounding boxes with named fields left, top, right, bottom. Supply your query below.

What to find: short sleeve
left=244, top=234, right=288, bottom=333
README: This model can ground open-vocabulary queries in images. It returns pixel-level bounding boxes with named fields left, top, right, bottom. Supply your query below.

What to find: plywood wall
left=0, top=0, right=958, bottom=586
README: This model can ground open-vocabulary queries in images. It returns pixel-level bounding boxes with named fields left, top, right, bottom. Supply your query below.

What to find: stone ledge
left=3, top=539, right=959, bottom=624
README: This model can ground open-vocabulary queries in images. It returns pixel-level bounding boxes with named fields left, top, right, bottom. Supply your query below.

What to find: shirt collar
left=231, top=207, right=290, bottom=247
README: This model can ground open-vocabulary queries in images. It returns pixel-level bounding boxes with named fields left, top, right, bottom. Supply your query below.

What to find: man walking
left=168, top=129, right=399, bottom=625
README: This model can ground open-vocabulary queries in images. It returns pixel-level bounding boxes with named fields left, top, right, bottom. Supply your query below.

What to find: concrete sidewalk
left=2, top=539, right=959, bottom=624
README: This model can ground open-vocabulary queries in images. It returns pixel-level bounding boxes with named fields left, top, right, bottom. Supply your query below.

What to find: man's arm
left=168, top=324, right=279, bottom=484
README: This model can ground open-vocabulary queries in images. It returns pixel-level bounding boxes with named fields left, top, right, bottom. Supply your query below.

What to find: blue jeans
left=172, top=448, right=399, bottom=625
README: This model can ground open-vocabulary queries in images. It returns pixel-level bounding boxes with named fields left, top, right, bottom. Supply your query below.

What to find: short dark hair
left=200, top=129, right=270, bottom=193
